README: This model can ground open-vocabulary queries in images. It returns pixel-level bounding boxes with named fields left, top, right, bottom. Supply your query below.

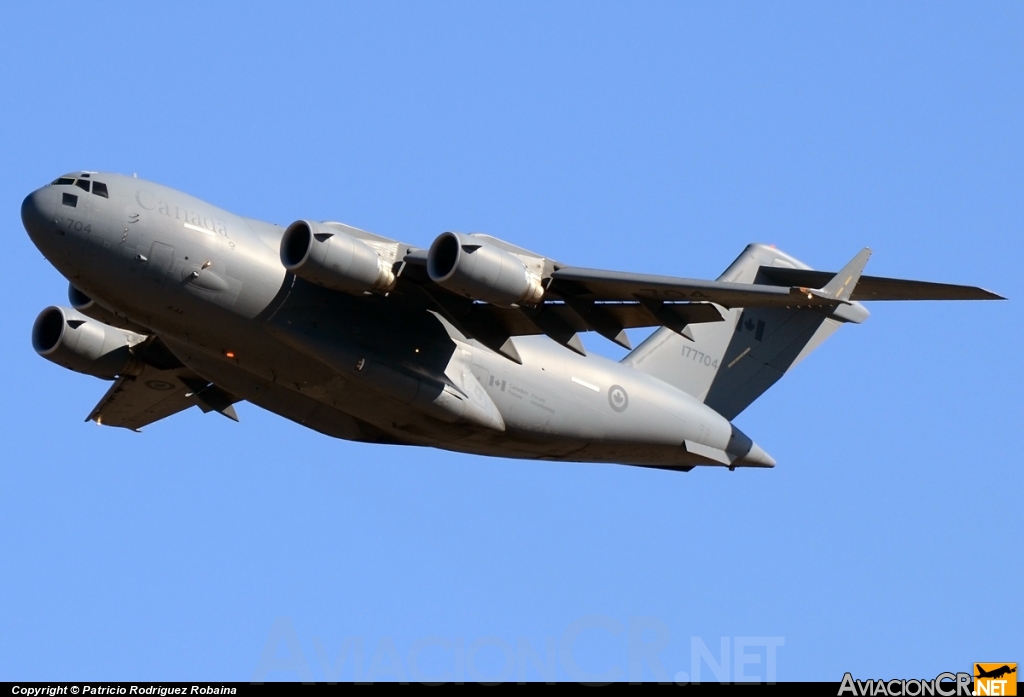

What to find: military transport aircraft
left=21, top=172, right=1002, bottom=471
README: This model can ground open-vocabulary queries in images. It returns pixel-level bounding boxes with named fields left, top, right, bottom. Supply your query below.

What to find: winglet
left=818, top=248, right=872, bottom=302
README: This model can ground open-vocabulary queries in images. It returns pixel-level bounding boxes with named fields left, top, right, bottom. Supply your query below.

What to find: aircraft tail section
left=622, top=244, right=870, bottom=420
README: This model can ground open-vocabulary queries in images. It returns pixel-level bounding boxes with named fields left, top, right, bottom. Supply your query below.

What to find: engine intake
left=68, top=283, right=93, bottom=310
left=66, top=283, right=147, bottom=333
left=427, top=232, right=544, bottom=306
left=281, top=220, right=395, bottom=294
left=32, top=306, right=146, bottom=379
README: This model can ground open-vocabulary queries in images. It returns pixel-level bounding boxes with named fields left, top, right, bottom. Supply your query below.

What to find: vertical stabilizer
left=622, top=244, right=869, bottom=420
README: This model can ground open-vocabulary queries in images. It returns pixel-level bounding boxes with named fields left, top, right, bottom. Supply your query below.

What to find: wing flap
left=400, top=263, right=763, bottom=360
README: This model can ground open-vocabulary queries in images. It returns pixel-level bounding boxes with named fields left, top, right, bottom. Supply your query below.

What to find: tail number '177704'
left=682, top=345, right=719, bottom=369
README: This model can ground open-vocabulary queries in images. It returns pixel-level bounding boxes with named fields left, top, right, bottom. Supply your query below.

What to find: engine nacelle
left=426, top=232, right=545, bottom=306
left=281, top=220, right=395, bottom=294
left=32, top=306, right=146, bottom=379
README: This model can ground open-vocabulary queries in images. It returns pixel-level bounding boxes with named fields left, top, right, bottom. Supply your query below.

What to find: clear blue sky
left=1, top=1, right=1020, bottom=683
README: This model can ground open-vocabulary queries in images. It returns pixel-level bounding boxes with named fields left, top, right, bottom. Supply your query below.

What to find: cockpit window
left=75, top=179, right=90, bottom=192
left=51, top=177, right=75, bottom=186
left=80, top=173, right=91, bottom=178
left=62, top=193, right=78, bottom=208
left=92, top=182, right=109, bottom=198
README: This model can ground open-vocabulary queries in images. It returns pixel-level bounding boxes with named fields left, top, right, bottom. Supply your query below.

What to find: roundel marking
left=145, top=379, right=176, bottom=391
left=608, top=384, right=629, bottom=412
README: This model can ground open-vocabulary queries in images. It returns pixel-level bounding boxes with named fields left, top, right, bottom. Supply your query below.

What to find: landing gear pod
left=426, top=231, right=545, bottom=306
left=281, top=220, right=395, bottom=294
left=32, top=306, right=146, bottom=379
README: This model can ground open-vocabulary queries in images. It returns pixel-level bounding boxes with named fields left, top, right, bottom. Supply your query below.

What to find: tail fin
left=622, top=244, right=870, bottom=419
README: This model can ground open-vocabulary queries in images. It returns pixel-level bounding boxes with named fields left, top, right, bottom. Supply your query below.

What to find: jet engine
left=426, top=232, right=545, bottom=306
left=281, top=220, right=395, bottom=294
left=32, top=306, right=146, bottom=379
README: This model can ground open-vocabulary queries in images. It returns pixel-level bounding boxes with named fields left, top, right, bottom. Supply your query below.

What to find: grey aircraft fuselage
left=22, top=172, right=775, bottom=470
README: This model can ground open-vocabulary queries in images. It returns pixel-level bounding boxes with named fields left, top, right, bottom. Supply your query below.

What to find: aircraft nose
left=21, top=187, right=57, bottom=243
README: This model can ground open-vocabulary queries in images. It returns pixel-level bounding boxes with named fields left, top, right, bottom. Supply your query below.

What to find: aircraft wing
left=397, top=254, right=822, bottom=361
left=755, top=267, right=1004, bottom=301
left=396, top=248, right=1001, bottom=362
left=86, top=339, right=240, bottom=431
left=546, top=267, right=844, bottom=307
